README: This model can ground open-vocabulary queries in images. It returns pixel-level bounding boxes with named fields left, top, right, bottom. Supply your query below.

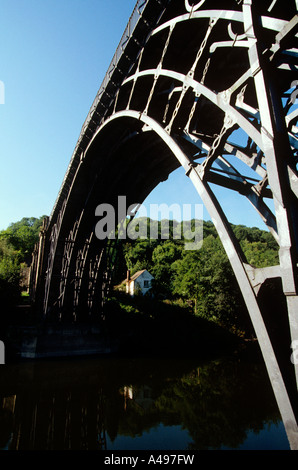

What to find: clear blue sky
left=0, top=0, right=273, bottom=232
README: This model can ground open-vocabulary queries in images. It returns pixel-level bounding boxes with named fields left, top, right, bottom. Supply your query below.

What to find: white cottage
left=126, top=269, right=154, bottom=297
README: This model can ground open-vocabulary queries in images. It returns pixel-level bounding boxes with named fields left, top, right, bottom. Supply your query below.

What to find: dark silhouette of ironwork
left=29, top=0, right=298, bottom=449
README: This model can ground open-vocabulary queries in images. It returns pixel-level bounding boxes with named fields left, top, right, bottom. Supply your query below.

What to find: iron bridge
left=29, top=0, right=298, bottom=449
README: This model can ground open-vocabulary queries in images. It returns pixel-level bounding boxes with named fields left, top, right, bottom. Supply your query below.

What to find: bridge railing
left=49, top=0, right=151, bottom=229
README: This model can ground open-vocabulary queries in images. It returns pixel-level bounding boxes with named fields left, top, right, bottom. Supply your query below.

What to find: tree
left=116, top=218, right=278, bottom=335
left=0, top=239, right=23, bottom=309
left=240, top=239, right=279, bottom=268
left=123, top=238, right=157, bottom=274
left=151, top=240, right=183, bottom=297
left=0, top=216, right=45, bottom=263
left=172, top=235, right=246, bottom=331
left=0, top=216, right=47, bottom=311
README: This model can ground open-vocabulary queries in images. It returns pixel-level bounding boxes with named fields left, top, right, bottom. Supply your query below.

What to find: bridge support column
left=29, top=217, right=49, bottom=309
left=188, top=165, right=298, bottom=450
left=243, top=0, right=298, bottom=399
left=288, top=295, right=298, bottom=389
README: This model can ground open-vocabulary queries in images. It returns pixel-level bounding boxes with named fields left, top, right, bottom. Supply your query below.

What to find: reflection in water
left=0, top=350, right=290, bottom=450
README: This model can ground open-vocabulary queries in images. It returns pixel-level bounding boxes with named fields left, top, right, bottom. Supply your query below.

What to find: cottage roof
left=130, top=269, right=147, bottom=281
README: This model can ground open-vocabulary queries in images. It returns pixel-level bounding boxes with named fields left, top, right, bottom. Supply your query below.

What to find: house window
left=144, top=280, right=150, bottom=288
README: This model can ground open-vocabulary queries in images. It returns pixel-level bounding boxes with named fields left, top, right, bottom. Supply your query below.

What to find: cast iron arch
left=29, top=0, right=298, bottom=448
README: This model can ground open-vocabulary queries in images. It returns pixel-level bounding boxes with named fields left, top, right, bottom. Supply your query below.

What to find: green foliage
left=240, top=239, right=279, bottom=267
left=0, top=216, right=46, bottom=309
left=171, top=235, right=245, bottom=331
left=0, top=239, right=23, bottom=308
left=151, top=240, right=183, bottom=297
left=119, top=218, right=279, bottom=335
left=0, top=239, right=22, bottom=282
left=0, top=216, right=45, bottom=263
left=123, top=238, right=156, bottom=274
left=0, top=214, right=280, bottom=336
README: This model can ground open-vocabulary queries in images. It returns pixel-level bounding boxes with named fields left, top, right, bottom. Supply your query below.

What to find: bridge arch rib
left=30, top=0, right=298, bottom=448
left=71, top=110, right=298, bottom=449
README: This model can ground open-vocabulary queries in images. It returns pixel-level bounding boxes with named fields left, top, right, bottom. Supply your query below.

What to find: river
left=0, top=345, right=290, bottom=451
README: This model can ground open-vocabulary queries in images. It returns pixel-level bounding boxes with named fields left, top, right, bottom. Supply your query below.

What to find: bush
left=0, top=238, right=23, bottom=310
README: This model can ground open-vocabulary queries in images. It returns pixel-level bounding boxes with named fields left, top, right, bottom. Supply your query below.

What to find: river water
left=0, top=345, right=290, bottom=451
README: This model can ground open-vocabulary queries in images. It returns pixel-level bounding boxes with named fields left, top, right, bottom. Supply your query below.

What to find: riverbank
left=103, top=292, right=244, bottom=359
left=3, top=292, right=244, bottom=361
